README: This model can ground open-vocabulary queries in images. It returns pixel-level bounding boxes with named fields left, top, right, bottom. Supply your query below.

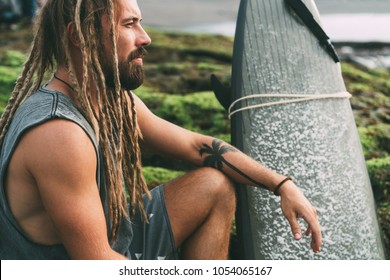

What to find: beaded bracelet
left=273, top=176, right=293, bottom=196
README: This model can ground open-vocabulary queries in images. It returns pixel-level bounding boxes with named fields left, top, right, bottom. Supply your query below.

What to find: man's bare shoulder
left=18, top=119, right=97, bottom=182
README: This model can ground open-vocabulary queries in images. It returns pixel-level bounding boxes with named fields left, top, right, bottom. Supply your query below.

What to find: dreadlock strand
left=75, top=0, right=91, bottom=106
left=107, top=0, right=124, bottom=157
left=27, top=62, right=46, bottom=98
left=60, top=9, right=82, bottom=109
left=75, top=1, right=101, bottom=134
left=98, top=90, right=126, bottom=241
left=122, top=93, right=150, bottom=221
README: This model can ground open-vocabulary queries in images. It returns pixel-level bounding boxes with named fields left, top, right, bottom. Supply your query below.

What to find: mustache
left=128, top=47, right=148, bottom=61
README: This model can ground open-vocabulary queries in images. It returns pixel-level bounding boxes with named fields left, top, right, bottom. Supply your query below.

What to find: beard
left=102, top=47, right=147, bottom=91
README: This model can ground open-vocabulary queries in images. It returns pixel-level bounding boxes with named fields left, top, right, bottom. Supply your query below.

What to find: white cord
left=228, top=92, right=352, bottom=119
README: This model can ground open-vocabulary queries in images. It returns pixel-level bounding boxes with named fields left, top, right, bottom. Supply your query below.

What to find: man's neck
left=47, top=67, right=98, bottom=111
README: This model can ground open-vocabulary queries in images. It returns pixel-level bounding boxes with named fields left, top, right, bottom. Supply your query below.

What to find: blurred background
left=138, top=0, right=390, bottom=68
left=139, top=0, right=390, bottom=41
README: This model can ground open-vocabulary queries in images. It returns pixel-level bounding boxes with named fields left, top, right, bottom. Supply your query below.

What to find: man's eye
left=123, top=18, right=140, bottom=28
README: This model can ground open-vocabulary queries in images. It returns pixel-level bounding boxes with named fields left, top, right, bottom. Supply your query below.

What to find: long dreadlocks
left=0, top=0, right=150, bottom=242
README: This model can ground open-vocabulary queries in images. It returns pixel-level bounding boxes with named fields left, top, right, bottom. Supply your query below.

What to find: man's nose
left=136, top=26, right=152, bottom=47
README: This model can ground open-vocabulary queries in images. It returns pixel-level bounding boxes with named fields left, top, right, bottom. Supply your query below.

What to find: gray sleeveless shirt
left=0, top=88, right=133, bottom=259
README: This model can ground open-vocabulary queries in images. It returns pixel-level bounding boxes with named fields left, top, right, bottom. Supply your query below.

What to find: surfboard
left=213, top=0, right=385, bottom=259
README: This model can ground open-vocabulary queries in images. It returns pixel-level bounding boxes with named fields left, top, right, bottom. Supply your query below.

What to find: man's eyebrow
left=122, top=16, right=142, bottom=23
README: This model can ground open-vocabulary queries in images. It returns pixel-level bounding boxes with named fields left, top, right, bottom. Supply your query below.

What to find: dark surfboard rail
left=227, top=0, right=385, bottom=259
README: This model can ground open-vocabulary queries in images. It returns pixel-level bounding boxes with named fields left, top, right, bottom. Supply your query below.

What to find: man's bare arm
left=22, top=120, right=127, bottom=259
left=136, top=93, right=292, bottom=191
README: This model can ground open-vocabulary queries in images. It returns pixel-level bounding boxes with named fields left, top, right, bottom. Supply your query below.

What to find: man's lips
left=132, top=57, right=143, bottom=64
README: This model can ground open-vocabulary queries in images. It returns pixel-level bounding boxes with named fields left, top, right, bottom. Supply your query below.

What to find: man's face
left=102, top=0, right=151, bottom=90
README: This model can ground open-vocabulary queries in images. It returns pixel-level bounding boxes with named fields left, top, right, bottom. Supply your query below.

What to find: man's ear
left=66, top=22, right=80, bottom=47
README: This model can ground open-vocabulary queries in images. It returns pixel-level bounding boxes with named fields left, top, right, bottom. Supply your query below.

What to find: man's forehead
left=118, top=0, right=142, bottom=21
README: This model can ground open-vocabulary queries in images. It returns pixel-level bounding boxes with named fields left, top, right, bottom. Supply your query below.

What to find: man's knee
left=196, top=167, right=236, bottom=207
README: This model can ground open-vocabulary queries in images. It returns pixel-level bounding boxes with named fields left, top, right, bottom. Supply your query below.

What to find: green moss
left=0, top=66, right=20, bottom=86
left=135, top=90, right=230, bottom=136
left=342, top=63, right=376, bottom=82
left=359, top=127, right=380, bottom=159
left=156, top=63, right=186, bottom=75
left=145, top=28, right=233, bottom=58
left=351, top=90, right=390, bottom=127
left=197, top=62, right=224, bottom=72
left=141, top=28, right=232, bottom=94
left=342, top=62, right=390, bottom=97
left=0, top=50, right=27, bottom=67
left=367, top=156, right=390, bottom=201
left=348, top=83, right=374, bottom=94
left=142, top=166, right=185, bottom=188
left=0, top=51, right=26, bottom=109
left=0, top=65, right=21, bottom=112
left=358, top=124, right=390, bottom=159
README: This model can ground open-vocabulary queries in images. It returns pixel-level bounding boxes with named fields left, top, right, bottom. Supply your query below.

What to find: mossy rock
left=145, top=28, right=233, bottom=59
left=135, top=89, right=230, bottom=137
left=0, top=50, right=27, bottom=67
left=342, top=62, right=390, bottom=127
left=155, top=63, right=187, bottom=75
left=0, top=65, right=21, bottom=113
left=358, top=124, right=390, bottom=159
left=350, top=91, right=390, bottom=127
left=0, top=50, right=26, bottom=113
left=367, top=156, right=390, bottom=202
left=142, top=29, right=232, bottom=94
left=0, top=65, right=20, bottom=88
left=342, top=63, right=390, bottom=97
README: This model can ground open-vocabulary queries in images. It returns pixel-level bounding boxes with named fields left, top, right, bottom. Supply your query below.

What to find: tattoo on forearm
left=199, top=139, right=267, bottom=189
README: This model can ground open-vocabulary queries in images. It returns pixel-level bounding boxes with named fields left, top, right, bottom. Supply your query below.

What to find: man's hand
left=278, top=180, right=322, bottom=253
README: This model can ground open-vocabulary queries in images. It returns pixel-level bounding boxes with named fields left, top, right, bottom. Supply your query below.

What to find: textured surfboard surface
left=231, top=0, right=385, bottom=259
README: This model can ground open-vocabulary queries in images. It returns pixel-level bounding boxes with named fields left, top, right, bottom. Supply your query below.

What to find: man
left=0, top=0, right=321, bottom=260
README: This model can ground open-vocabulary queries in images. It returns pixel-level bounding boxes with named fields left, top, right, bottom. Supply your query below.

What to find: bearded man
left=0, top=0, right=321, bottom=260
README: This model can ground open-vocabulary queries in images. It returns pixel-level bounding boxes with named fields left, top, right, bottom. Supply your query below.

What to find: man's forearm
left=198, top=137, right=287, bottom=193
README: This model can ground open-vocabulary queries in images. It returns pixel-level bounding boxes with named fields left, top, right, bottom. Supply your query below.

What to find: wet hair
left=0, top=0, right=150, bottom=242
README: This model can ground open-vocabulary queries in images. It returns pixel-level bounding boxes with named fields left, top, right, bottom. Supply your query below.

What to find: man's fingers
left=310, top=222, right=322, bottom=253
left=288, top=209, right=322, bottom=253
left=287, top=214, right=302, bottom=240
left=303, top=209, right=322, bottom=253
left=280, top=187, right=322, bottom=253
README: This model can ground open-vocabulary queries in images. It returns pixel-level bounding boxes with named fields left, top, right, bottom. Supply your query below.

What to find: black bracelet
left=273, top=176, right=293, bottom=196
